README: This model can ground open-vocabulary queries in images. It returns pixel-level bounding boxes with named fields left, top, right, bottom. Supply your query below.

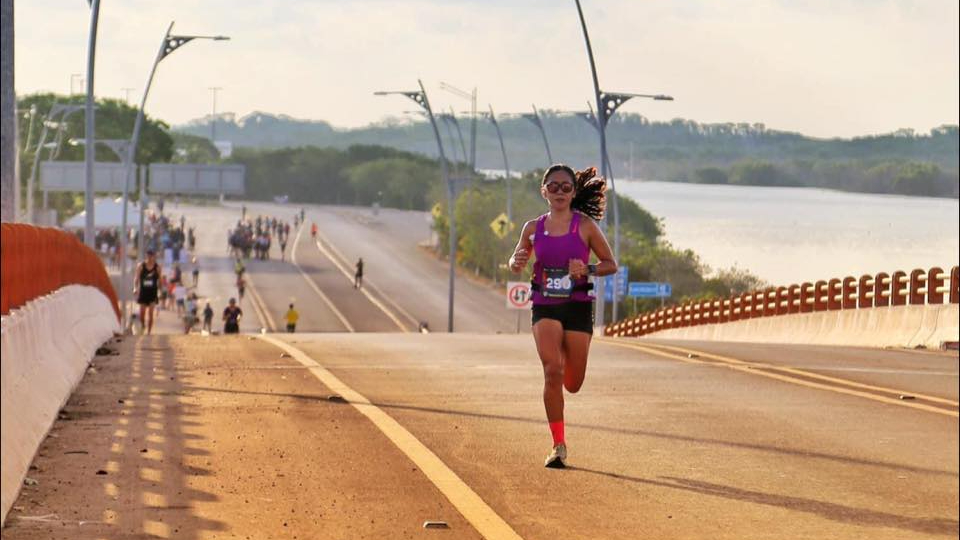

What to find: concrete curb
left=1, top=285, right=119, bottom=524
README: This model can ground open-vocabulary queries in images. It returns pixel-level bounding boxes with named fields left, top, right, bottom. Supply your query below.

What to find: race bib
left=542, top=267, right=573, bottom=298
left=142, top=279, right=155, bottom=288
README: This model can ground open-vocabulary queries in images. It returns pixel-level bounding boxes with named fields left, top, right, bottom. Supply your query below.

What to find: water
left=616, top=181, right=960, bottom=285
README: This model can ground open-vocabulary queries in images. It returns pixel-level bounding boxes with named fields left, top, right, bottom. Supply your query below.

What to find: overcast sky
left=15, top=0, right=960, bottom=138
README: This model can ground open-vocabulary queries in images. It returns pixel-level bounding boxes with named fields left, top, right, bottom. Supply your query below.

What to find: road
left=152, top=202, right=529, bottom=335
left=4, top=202, right=957, bottom=539
left=5, top=333, right=957, bottom=539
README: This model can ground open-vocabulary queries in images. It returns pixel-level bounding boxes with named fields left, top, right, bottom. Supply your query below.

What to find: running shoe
left=544, top=443, right=567, bottom=469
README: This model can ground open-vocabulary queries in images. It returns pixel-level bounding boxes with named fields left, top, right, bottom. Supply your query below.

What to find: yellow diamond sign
left=489, top=213, right=514, bottom=239
left=431, top=203, right=443, bottom=218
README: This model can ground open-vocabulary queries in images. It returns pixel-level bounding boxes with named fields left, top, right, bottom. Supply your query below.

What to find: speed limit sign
left=506, top=281, right=532, bottom=310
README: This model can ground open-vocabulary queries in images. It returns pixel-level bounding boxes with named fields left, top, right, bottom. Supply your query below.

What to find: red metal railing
left=604, top=266, right=960, bottom=337
left=1, top=224, right=120, bottom=321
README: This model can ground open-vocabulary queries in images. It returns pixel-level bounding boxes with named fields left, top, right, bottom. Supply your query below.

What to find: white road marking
left=289, top=224, right=355, bottom=332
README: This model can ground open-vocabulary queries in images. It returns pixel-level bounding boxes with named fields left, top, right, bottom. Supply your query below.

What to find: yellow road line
left=257, top=335, right=523, bottom=540
left=638, top=340, right=960, bottom=407
left=312, top=233, right=411, bottom=333
left=598, top=338, right=959, bottom=418
left=290, top=224, right=355, bottom=332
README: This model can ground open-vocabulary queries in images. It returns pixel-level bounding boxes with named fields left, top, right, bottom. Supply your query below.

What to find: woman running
left=509, top=164, right=616, bottom=468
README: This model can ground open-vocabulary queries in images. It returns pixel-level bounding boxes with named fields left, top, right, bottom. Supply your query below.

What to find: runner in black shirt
left=134, top=250, right=163, bottom=335
left=222, top=298, right=243, bottom=334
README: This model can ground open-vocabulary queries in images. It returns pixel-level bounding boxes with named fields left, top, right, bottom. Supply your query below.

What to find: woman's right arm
left=508, top=221, right=536, bottom=274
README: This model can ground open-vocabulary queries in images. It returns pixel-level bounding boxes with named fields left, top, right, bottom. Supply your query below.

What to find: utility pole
left=209, top=86, right=222, bottom=142
left=121, top=87, right=136, bottom=103
left=1, top=0, right=16, bottom=222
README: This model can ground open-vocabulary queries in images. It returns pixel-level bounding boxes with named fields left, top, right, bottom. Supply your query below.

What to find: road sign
left=431, top=203, right=442, bottom=219
left=489, top=212, right=514, bottom=239
left=148, top=163, right=245, bottom=195
left=506, top=281, right=532, bottom=310
left=603, top=267, right=629, bottom=302
left=628, top=282, right=672, bottom=298
left=40, top=161, right=134, bottom=193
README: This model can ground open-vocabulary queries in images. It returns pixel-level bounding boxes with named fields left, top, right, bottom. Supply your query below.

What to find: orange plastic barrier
left=1, top=224, right=120, bottom=321
left=605, top=266, right=960, bottom=337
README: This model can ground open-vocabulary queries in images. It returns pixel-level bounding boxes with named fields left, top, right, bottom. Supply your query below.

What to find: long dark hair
left=541, top=164, right=606, bottom=221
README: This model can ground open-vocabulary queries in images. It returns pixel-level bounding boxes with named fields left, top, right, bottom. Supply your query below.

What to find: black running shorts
left=531, top=301, right=594, bottom=334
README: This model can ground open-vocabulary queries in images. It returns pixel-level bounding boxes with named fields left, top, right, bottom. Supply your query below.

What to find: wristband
left=587, top=264, right=598, bottom=276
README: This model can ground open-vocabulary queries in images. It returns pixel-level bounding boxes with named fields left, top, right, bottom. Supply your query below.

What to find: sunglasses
left=545, top=182, right=574, bottom=194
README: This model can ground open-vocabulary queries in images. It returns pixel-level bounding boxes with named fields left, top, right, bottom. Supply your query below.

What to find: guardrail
left=1, top=223, right=120, bottom=320
left=605, top=266, right=960, bottom=338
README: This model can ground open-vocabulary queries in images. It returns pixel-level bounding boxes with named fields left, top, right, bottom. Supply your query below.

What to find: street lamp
left=481, top=106, right=512, bottom=227
left=375, top=82, right=457, bottom=332
left=125, top=22, right=229, bottom=272
left=521, top=104, right=553, bottom=167
left=71, top=137, right=135, bottom=328
left=573, top=0, right=673, bottom=327
left=438, top=82, right=477, bottom=171
left=83, top=0, right=102, bottom=247
left=26, top=103, right=85, bottom=223
left=438, top=111, right=468, bottom=166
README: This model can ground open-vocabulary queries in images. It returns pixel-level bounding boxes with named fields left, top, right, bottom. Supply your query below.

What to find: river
left=617, top=181, right=960, bottom=285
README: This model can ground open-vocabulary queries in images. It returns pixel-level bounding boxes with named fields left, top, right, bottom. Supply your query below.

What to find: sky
left=14, top=0, right=960, bottom=138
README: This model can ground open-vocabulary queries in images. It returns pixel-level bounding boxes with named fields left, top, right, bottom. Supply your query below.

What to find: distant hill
left=176, top=111, right=959, bottom=196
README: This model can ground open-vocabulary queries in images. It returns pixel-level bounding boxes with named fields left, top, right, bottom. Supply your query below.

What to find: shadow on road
left=5, top=336, right=227, bottom=539
left=176, top=383, right=955, bottom=479
left=565, top=467, right=959, bottom=536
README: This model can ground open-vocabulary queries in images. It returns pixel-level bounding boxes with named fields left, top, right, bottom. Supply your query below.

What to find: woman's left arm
left=585, top=218, right=617, bottom=277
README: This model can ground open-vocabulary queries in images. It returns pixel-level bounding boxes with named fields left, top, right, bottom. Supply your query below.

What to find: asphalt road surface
left=6, top=332, right=957, bottom=539
left=5, top=202, right=957, bottom=539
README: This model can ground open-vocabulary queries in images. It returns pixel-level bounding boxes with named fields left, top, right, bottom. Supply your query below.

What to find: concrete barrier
left=1, top=285, right=119, bottom=524
left=646, top=304, right=959, bottom=349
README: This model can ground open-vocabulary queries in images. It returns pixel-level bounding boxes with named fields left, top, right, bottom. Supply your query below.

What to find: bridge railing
left=1, top=223, right=120, bottom=320
left=604, top=266, right=959, bottom=337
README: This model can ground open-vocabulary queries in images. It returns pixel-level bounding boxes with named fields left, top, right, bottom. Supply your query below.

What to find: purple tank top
left=531, top=212, right=592, bottom=305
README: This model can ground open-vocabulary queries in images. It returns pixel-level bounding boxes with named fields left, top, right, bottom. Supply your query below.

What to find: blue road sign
left=603, top=267, right=629, bottom=302
left=628, top=282, right=672, bottom=298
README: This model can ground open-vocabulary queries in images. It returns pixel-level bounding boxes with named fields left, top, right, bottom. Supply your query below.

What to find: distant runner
left=134, top=249, right=163, bottom=335
left=284, top=303, right=299, bottom=333
left=310, top=222, right=318, bottom=239
left=202, top=302, right=214, bottom=333
left=508, top=164, right=616, bottom=469
left=236, top=275, right=246, bottom=301
left=223, top=298, right=243, bottom=334
left=354, top=257, right=364, bottom=289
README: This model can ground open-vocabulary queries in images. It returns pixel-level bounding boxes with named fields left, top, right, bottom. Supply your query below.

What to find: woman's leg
left=562, top=331, right=592, bottom=393
left=532, top=319, right=566, bottom=422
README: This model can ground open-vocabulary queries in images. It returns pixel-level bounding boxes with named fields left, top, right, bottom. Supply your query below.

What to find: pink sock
left=549, top=421, right=565, bottom=446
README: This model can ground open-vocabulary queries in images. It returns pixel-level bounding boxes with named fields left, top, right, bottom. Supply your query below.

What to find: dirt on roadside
left=3, top=334, right=478, bottom=539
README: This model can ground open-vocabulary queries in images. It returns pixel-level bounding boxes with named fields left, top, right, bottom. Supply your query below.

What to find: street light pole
left=439, top=82, right=477, bottom=171
left=485, top=105, right=512, bottom=227
left=375, top=82, right=456, bottom=332
left=73, top=138, right=133, bottom=326
left=83, top=0, right=101, bottom=247
left=574, top=0, right=673, bottom=327
left=27, top=104, right=84, bottom=223
left=521, top=104, right=553, bottom=167
left=126, top=22, right=229, bottom=276
left=209, top=86, right=222, bottom=142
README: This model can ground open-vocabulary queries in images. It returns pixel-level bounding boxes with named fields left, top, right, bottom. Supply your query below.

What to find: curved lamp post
left=126, top=22, right=228, bottom=279
left=375, top=81, right=457, bottom=332
left=573, top=0, right=673, bottom=327
left=521, top=104, right=553, bottom=167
